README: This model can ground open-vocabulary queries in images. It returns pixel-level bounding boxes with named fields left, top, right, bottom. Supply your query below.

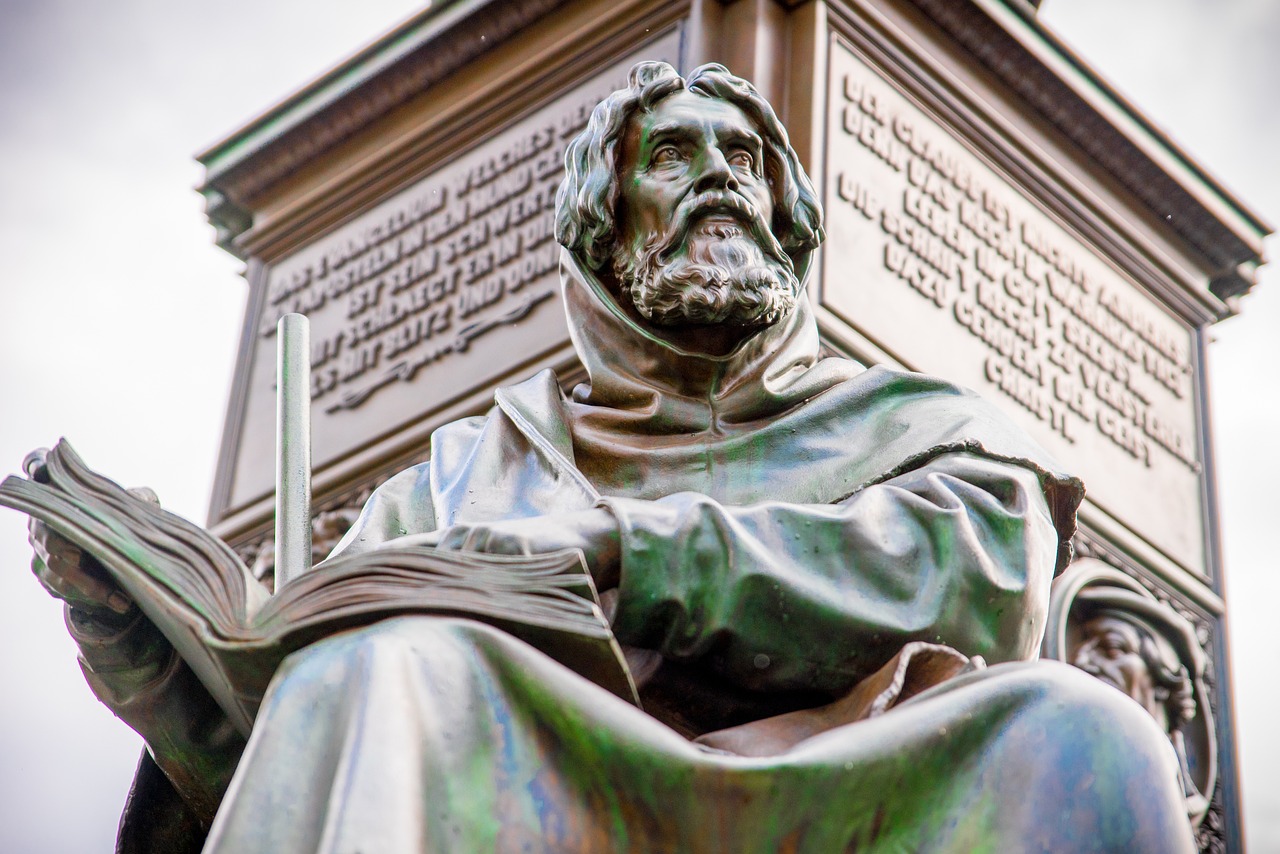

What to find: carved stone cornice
left=905, top=0, right=1269, bottom=302
left=199, top=0, right=574, bottom=256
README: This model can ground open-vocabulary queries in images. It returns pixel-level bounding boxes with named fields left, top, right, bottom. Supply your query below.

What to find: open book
left=0, top=440, right=637, bottom=736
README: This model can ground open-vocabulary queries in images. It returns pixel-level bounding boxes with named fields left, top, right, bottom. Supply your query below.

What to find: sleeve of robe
left=58, top=461, right=441, bottom=833
left=65, top=606, right=246, bottom=827
left=602, top=451, right=1061, bottom=694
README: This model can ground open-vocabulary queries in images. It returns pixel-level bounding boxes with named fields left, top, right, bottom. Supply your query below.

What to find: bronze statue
left=27, top=62, right=1194, bottom=852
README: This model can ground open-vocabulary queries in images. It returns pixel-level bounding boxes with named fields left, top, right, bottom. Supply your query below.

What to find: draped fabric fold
left=204, top=619, right=1192, bottom=853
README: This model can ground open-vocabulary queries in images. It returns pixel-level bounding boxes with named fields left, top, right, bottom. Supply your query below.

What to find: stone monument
left=22, top=55, right=1208, bottom=853
left=17, top=1, right=1271, bottom=851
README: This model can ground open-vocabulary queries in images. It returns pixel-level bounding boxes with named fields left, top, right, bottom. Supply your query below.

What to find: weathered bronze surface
left=22, top=59, right=1200, bottom=852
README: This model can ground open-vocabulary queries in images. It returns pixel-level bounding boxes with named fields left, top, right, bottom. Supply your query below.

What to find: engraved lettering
left=261, top=115, right=582, bottom=410
left=829, top=65, right=1200, bottom=476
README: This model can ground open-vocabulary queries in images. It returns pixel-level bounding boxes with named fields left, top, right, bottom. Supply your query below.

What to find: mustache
left=641, top=191, right=792, bottom=272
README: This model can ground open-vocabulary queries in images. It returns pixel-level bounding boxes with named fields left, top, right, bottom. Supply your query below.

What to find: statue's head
left=556, top=62, right=823, bottom=334
left=1072, top=606, right=1197, bottom=732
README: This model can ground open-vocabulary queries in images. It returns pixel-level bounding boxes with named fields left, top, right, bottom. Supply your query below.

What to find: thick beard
left=615, top=220, right=800, bottom=329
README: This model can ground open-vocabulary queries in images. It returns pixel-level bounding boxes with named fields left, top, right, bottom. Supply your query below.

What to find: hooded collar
left=561, top=249, right=859, bottom=436
left=547, top=247, right=1082, bottom=575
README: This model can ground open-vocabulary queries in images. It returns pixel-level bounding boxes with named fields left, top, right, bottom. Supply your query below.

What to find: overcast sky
left=0, top=1, right=1275, bottom=851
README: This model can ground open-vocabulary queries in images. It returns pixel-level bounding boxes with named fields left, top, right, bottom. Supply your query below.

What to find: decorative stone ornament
left=1045, top=557, right=1217, bottom=827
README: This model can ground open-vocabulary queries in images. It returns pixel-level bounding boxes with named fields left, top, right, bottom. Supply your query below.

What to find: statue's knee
left=991, top=662, right=1195, bottom=850
left=998, top=661, right=1182, bottom=799
left=1025, top=661, right=1170, bottom=747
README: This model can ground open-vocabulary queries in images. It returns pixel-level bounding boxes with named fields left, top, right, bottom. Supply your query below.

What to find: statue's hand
left=29, top=517, right=136, bottom=624
left=401, top=507, right=621, bottom=590
left=24, top=450, right=151, bottom=626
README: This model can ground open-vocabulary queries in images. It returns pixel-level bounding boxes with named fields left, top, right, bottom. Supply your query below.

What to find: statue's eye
left=728, top=149, right=754, bottom=170
left=1099, top=635, right=1131, bottom=658
left=652, top=145, right=682, bottom=165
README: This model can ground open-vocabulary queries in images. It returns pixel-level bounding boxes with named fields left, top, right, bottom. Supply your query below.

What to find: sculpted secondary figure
left=27, top=62, right=1194, bottom=852
left=1062, top=564, right=1217, bottom=827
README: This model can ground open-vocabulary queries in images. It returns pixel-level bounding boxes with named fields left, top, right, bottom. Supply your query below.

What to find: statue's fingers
left=461, top=525, right=529, bottom=555
left=31, top=555, right=65, bottom=600
left=31, top=555, right=89, bottom=606
left=393, top=531, right=443, bottom=549
left=460, top=525, right=497, bottom=552
left=53, top=555, right=132, bottom=614
left=32, top=550, right=131, bottom=614
left=29, top=533, right=51, bottom=568
left=29, top=520, right=89, bottom=579
left=432, top=525, right=471, bottom=551
left=28, top=518, right=54, bottom=564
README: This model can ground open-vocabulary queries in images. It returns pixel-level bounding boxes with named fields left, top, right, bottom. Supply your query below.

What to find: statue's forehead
left=1081, top=613, right=1145, bottom=644
left=632, top=90, right=758, bottom=142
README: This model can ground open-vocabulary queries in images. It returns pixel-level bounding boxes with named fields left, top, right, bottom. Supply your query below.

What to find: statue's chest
left=577, top=422, right=866, bottom=506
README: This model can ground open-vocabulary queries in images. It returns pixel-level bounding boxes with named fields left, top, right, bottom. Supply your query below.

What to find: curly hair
left=555, top=61, right=824, bottom=271
left=1134, top=621, right=1197, bottom=725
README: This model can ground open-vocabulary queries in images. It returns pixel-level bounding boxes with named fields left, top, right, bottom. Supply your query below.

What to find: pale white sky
left=0, top=1, right=1274, bottom=851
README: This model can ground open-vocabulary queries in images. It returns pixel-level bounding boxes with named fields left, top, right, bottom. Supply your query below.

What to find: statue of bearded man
left=39, top=62, right=1194, bottom=853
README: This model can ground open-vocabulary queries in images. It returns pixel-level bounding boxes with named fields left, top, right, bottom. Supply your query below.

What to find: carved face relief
left=1073, top=615, right=1162, bottom=723
left=612, top=90, right=798, bottom=330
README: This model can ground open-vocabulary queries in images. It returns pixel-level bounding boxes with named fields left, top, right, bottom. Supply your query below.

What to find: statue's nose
left=693, top=146, right=738, bottom=194
left=1072, top=642, right=1099, bottom=672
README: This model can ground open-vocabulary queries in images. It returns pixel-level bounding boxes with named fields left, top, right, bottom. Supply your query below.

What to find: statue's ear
left=764, top=153, right=796, bottom=252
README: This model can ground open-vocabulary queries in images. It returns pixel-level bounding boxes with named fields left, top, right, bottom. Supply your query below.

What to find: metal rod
left=275, top=313, right=312, bottom=591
